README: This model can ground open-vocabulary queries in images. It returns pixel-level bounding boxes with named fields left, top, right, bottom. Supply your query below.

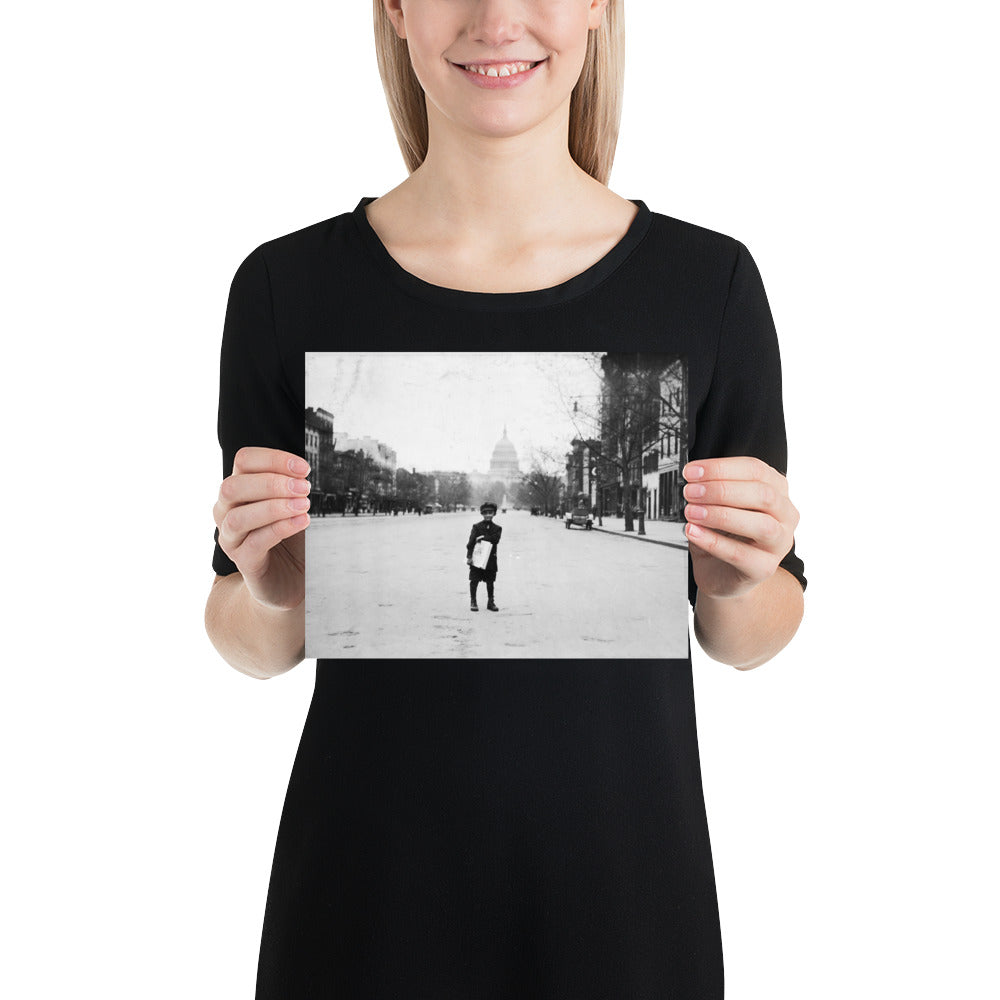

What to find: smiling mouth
left=453, top=59, right=546, bottom=77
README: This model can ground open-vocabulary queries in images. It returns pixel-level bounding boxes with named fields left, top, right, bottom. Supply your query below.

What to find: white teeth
left=463, top=61, right=537, bottom=77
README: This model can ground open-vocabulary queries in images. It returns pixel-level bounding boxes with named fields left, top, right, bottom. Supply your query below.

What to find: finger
left=217, top=470, right=311, bottom=512
left=682, top=481, right=800, bottom=537
left=229, top=514, right=311, bottom=578
left=219, top=496, right=312, bottom=550
left=685, top=522, right=779, bottom=580
left=232, top=446, right=310, bottom=478
left=683, top=457, right=785, bottom=491
left=685, top=502, right=789, bottom=555
left=682, top=478, right=786, bottom=514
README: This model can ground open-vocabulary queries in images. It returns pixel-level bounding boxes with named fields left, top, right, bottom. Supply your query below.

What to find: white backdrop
left=4, top=1, right=996, bottom=997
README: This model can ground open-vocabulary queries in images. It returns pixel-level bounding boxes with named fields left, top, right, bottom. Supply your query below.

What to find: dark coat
left=466, top=519, right=502, bottom=581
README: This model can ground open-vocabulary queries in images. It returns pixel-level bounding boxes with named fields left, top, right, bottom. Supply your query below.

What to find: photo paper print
left=304, top=352, right=689, bottom=659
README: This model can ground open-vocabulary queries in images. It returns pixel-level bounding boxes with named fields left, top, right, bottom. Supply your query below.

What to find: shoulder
left=248, top=207, right=358, bottom=276
left=633, top=205, right=775, bottom=323
left=646, top=207, right=743, bottom=258
left=643, top=206, right=749, bottom=282
left=227, top=203, right=365, bottom=296
left=225, top=203, right=369, bottom=368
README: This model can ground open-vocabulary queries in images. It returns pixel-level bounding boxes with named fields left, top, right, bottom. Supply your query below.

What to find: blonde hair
left=372, top=0, right=625, bottom=185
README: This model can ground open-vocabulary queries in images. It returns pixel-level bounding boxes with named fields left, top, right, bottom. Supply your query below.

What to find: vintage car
left=564, top=505, right=594, bottom=530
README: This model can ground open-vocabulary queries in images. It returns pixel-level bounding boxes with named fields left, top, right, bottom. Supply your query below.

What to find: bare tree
left=438, top=471, right=472, bottom=511
left=476, top=479, right=507, bottom=509
left=544, top=353, right=687, bottom=533
left=517, top=446, right=565, bottom=516
left=396, top=468, right=433, bottom=512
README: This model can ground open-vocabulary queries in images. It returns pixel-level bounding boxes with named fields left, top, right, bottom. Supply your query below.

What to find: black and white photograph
left=304, top=351, right=689, bottom=659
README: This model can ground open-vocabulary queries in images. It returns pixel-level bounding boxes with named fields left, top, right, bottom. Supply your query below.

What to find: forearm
left=693, top=566, right=804, bottom=670
left=204, top=573, right=305, bottom=679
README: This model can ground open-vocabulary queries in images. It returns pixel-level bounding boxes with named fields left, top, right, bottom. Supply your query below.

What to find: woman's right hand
left=213, top=447, right=311, bottom=611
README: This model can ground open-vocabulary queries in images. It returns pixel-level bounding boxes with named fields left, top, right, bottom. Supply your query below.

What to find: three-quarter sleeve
left=687, top=242, right=807, bottom=609
left=212, top=246, right=301, bottom=576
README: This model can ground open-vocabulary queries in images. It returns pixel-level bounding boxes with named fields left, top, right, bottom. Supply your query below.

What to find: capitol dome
left=488, top=426, right=520, bottom=481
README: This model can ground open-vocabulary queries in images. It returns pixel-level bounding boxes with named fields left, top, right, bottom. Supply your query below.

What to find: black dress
left=212, top=196, right=807, bottom=999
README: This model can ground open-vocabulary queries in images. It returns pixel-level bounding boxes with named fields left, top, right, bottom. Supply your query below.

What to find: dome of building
left=488, top=426, right=520, bottom=481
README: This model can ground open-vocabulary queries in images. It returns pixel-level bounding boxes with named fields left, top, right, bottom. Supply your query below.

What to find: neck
left=405, top=123, right=601, bottom=251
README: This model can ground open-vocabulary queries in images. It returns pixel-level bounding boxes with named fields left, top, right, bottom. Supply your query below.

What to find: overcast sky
left=305, top=352, right=603, bottom=474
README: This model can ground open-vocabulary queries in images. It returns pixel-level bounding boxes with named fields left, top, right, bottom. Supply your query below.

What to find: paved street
left=306, top=510, right=689, bottom=659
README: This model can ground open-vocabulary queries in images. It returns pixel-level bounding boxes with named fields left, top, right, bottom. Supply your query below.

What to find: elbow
left=204, top=574, right=297, bottom=680
left=730, top=591, right=804, bottom=672
left=693, top=571, right=804, bottom=671
left=203, top=590, right=265, bottom=679
left=204, top=608, right=287, bottom=680
left=731, top=648, right=784, bottom=671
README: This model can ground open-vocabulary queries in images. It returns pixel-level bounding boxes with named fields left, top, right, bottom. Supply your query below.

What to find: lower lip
left=452, top=59, right=546, bottom=90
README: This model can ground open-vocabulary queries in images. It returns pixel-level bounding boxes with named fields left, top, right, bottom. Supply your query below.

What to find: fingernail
left=686, top=505, right=707, bottom=519
left=290, top=497, right=310, bottom=511
left=687, top=523, right=703, bottom=537
left=290, top=478, right=311, bottom=494
left=685, top=465, right=704, bottom=480
left=685, top=484, right=706, bottom=498
left=290, top=458, right=310, bottom=475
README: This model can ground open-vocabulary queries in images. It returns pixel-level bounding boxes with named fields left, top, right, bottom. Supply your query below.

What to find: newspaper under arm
left=471, top=538, right=493, bottom=570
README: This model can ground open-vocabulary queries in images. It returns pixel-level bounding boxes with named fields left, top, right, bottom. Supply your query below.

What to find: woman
left=207, top=2, right=806, bottom=997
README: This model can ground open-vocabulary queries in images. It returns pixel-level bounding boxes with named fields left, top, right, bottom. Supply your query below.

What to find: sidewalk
left=590, top=516, right=688, bottom=550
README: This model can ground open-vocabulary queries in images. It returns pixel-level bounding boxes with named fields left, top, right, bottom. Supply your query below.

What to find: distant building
left=488, top=426, right=521, bottom=483
left=640, top=359, right=687, bottom=521
left=468, top=425, right=522, bottom=500
left=304, top=407, right=335, bottom=490
left=335, top=433, right=397, bottom=493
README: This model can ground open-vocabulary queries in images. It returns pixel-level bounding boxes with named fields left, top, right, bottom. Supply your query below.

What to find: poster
left=304, top=351, right=689, bottom=659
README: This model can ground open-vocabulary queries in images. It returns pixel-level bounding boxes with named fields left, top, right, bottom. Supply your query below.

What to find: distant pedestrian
left=466, top=501, right=502, bottom=612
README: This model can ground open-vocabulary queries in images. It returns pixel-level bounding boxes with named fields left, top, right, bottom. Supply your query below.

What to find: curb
left=591, top=525, right=689, bottom=552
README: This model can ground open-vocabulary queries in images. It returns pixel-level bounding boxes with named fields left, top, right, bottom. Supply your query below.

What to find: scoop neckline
left=351, top=195, right=652, bottom=312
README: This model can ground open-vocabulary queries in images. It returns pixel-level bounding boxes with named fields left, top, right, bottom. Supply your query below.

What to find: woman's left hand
left=682, top=457, right=799, bottom=600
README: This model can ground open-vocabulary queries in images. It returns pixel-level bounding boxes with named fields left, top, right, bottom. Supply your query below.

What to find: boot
left=486, top=584, right=498, bottom=612
left=470, top=582, right=479, bottom=612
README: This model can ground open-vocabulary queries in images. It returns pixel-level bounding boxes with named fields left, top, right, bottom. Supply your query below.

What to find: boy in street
left=466, top=501, right=502, bottom=612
